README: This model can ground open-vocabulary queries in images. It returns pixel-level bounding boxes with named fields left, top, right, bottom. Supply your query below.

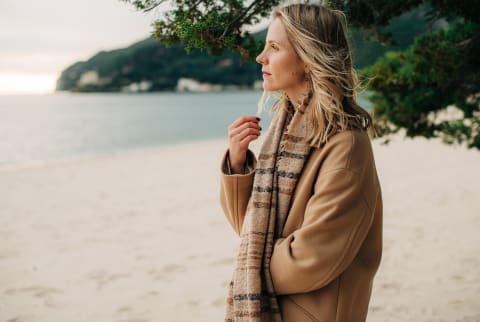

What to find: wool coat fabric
left=219, top=108, right=383, bottom=322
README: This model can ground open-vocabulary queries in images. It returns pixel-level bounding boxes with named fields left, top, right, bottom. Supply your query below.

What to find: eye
left=270, top=43, right=279, bottom=50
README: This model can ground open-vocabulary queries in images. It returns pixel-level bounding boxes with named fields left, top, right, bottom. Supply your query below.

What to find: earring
left=304, top=71, right=311, bottom=82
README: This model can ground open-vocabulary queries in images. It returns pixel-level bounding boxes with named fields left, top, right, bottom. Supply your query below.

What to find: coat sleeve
left=269, top=167, right=379, bottom=295
left=219, top=148, right=257, bottom=236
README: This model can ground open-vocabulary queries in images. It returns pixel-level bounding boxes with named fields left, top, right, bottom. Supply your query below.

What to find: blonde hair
left=258, top=3, right=375, bottom=145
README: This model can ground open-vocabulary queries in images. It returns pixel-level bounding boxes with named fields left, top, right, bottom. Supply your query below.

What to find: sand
left=1, top=134, right=479, bottom=322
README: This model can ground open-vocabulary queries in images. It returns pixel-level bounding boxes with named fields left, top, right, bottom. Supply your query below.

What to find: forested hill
left=56, top=36, right=270, bottom=92
left=56, top=5, right=442, bottom=92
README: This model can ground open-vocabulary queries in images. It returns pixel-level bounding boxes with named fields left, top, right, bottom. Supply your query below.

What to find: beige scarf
left=225, top=100, right=313, bottom=322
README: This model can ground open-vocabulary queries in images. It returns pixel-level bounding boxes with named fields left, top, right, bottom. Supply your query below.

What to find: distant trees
left=56, top=38, right=260, bottom=92
left=122, top=0, right=480, bottom=149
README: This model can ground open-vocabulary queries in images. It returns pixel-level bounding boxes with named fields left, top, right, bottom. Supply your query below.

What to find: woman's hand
left=228, top=116, right=262, bottom=174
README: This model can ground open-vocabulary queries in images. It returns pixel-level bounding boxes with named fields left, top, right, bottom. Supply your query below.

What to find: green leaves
left=362, top=19, right=480, bottom=148
left=124, top=0, right=280, bottom=59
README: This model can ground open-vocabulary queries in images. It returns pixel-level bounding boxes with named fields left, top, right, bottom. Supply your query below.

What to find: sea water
left=0, top=91, right=371, bottom=168
left=0, top=91, right=266, bottom=168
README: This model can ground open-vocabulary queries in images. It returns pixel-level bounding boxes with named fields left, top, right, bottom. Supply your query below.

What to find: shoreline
left=0, top=136, right=229, bottom=173
left=1, top=130, right=475, bottom=173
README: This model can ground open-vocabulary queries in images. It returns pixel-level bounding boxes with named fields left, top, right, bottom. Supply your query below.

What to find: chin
left=262, top=83, right=277, bottom=92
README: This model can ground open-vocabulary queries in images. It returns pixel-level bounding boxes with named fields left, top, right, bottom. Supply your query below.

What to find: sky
left=0, top=0, right=167, bottom=94
left=0, top=1, right=270, bottom=95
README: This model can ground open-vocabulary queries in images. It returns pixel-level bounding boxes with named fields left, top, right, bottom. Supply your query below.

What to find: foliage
left=349, top=4, right=440, bottom=69
left=325, top=1, right=480, bottom=148
left=359, top=11, right=479, bottom=148
left=120, top=0, right=280, bottom=61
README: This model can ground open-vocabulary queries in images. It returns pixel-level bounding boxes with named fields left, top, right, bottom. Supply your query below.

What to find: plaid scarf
left=225, top=100, right=313, bottom=321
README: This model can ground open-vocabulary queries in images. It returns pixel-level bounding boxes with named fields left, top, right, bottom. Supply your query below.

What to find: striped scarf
left=225, top=100, right=313, bottom=321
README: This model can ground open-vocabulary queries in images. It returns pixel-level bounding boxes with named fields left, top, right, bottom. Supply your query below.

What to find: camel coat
left=219, top=129, right=382, bottom=322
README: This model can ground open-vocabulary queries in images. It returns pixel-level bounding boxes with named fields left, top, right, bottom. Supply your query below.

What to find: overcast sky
left=0, top=0, right=271, bottom=94
left=0, top=0, right=167, bottom=93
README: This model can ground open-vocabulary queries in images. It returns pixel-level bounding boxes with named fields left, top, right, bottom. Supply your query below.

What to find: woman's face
left=256, top=18, right=307, bottom=98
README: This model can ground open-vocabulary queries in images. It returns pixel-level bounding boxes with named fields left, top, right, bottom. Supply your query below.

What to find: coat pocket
left=279, top=295, right=318, bottom=322
left=279, top=278, right=340, bottom=322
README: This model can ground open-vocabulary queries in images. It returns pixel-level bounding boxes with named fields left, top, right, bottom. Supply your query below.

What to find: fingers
left=239, top=132, right=260, bottom=146
left=229, top=117, right=262, bottom=136
left=228, top=115, right=262, bottom=154
left=229, top=122, right=262, bottom=144
left=239, top=127, right=261, bottom=144
left=229, top=115, right=260, bottom=130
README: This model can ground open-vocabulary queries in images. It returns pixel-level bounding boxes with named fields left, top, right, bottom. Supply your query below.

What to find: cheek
left=289, top=67, right=305, bottom=82
left=274, top=57, right=300, bottom=74
left=291, top=70, right=302, bottom=77
left=284, top=56, right=305, bottom=80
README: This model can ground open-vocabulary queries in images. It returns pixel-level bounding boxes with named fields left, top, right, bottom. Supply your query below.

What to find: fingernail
left=256, top=117, right=261, bottom=121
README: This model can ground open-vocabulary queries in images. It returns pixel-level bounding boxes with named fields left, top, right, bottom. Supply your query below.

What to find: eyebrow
left=266, top=39, right=282, bottom=45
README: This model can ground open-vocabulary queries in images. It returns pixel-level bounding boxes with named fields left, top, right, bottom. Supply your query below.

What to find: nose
left=256, top=50, right=267, bottom=65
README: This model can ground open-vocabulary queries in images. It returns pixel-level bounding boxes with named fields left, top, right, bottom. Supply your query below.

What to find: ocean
left=0, top=91, right=371, bottom=169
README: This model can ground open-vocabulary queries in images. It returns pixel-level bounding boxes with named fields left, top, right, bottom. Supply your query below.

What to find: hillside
left=56, top=38, right=261, bottom=92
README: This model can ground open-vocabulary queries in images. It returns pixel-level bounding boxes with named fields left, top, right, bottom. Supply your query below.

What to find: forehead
left=266, top=18, right=289, bottom=44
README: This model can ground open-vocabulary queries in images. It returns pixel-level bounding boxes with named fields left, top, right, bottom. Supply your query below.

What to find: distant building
left=122, top=81, right=152, bottom=93
left=78, top=71, right=99, bottom=86
left=176, top=78, right=221, bottom=92
left=77, top=70, right=112, bottom=88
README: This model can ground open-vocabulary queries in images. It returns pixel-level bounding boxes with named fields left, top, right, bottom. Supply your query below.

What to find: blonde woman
left=219, top=3, right=382, bottom=322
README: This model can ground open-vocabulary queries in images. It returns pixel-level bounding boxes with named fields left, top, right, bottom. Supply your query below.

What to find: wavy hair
left=258, top=3, right=375, bottom=145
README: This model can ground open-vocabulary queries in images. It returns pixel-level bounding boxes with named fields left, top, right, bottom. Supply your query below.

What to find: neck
left=285, top=82, right=311, bottom=111
left=286, top=90, right=312, bottom=112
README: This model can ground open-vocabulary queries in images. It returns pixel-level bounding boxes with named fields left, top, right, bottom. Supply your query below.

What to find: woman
left=219, top=3, right=382, bottom=322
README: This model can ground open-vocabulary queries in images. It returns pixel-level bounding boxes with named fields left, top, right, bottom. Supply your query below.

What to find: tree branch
left=143, top=0, right=167, bottom=12
left=220, top=0, right=262, bottom=39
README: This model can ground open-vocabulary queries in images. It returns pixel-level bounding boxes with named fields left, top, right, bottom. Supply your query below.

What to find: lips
left=262, top=70, right=271, bottom=76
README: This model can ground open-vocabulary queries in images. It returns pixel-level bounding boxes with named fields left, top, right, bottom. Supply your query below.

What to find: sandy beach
left=1, top=134, right=479, bottom=322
